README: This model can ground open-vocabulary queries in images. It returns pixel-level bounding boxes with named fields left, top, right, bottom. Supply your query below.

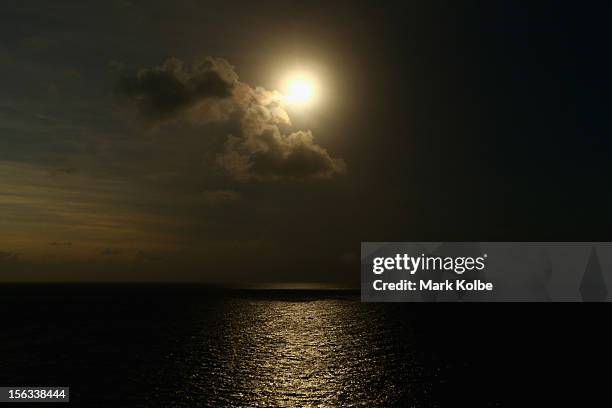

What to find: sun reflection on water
left=167, top=297, right=418, bottom=407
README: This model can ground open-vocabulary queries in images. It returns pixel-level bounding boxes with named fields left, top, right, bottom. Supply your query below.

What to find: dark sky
left=1, top=1, right=610, bottom=284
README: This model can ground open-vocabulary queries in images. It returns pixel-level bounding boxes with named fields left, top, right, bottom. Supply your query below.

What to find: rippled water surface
left=0, top=285, right=507, bottom=407
left=157, top=298, right=420, bottom=407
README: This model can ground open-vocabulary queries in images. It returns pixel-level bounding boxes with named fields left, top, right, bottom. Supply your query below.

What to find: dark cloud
left=117, top=57, right=237, bottom=121
left=116, top=57, right=345, bottom=181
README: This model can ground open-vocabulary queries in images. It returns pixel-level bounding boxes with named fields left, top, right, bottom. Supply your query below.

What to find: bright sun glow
left=283, top=75, right=316, bottom=105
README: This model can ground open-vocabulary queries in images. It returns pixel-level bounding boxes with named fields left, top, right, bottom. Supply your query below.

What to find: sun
left=283, top=74, right=316, bottom=105
left=286, top=78, right=313, bottom=102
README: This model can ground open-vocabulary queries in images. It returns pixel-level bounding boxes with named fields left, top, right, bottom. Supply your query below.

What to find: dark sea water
left=0, top=284, right=594, bottom=407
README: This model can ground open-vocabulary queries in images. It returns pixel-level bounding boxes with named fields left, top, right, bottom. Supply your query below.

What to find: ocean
left=0, top=284, right=577, bottom=407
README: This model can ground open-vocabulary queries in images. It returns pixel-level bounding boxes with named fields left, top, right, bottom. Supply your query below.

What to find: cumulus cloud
left=117, top=57, right=345, bottom=181
left=117, top=57, right=237, bottom=122
left=217, top=129, right=346, bottom=181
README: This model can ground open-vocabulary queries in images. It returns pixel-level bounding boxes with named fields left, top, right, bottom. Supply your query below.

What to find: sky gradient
left=1, top=1, right=611, bottom=283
